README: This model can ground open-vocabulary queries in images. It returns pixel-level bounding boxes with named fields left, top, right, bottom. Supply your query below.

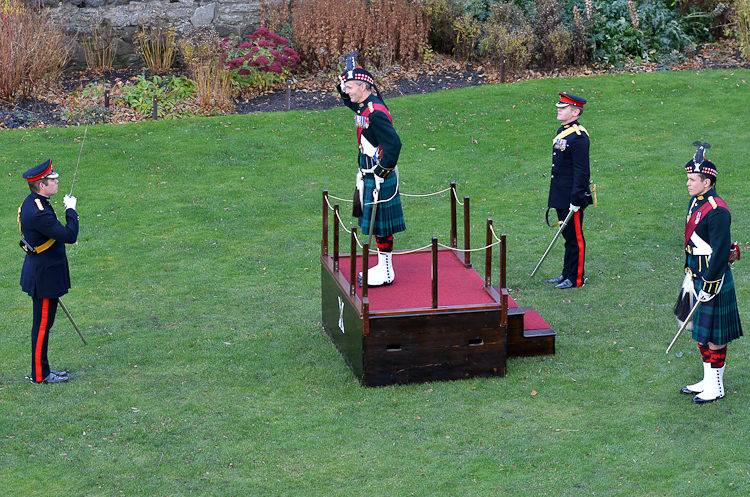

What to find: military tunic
left=548, top=120, right=592, bottom=286
left=685, top=189, right=742, bottom=345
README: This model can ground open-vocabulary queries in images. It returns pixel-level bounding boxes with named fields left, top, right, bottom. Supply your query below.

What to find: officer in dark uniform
left=19, top=159, right=79, bottom=384
left=677, top=145, right=742, bottom=403
left=546, top=92, right=593, bottom=289
left=337, top=66, right=405, bottom=286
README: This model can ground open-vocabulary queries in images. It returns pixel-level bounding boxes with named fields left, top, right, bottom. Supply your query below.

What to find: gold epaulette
left=34, top=198, right=44, bottom=211
left=368, top=102, right=375, bottom=114
left=708, top=196, right=717, bottom=209
left=573, top=124, right=589, bottom=136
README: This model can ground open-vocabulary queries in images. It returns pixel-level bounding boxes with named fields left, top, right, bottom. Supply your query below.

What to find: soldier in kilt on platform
left=676, top=143, right=742, bottom=403
left=337, top=64, right=405, bottom=286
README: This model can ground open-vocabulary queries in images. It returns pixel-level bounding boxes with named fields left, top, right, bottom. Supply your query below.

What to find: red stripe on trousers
left=574, top=212, right=585, bottom=287
left=35, top=298, right=49, bottom=382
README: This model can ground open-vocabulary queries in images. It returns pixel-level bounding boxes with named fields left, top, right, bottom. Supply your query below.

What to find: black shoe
left=43, top=372, right=69, bottom=384
left=681, top=387, right=699, bottom=395
left=554, top=278, right=574, bottom=289
left=51, top=369, right=68, bottom=377
left=546, top=275, right=565, bottom=284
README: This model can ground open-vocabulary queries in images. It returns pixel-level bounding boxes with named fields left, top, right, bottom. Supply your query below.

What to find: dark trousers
left=31, top=297, right=58, bottom=382
left=556, top=208, right=586, bottom=287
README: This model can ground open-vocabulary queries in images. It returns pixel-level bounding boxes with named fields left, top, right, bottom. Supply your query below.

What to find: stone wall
left=50, top=0, right=262, bottom=70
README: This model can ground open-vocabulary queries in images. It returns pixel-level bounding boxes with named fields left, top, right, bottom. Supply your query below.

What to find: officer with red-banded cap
left=676, top=142, right=742, bottom=403
left=18, top=159, right=79, bottom=383
left=337, top=62, right=405, bottom=286
left=546, top=92, right=593, bottom=289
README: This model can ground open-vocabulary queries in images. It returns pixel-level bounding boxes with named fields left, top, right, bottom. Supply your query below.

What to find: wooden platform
left=320, top=185, right=555, bottom=387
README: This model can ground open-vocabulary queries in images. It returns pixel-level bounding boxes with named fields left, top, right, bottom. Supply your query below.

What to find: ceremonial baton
left=58, top=298, right=87, bottom=346
left=666, top=299, right=701, bottom=354
left=530, top=208, right=574, bottom=277
left=69, top=124, right=88, bottom=196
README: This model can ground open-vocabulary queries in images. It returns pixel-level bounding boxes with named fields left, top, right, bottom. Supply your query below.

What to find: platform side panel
left=321, top=265, right=364, bottom=379
left=363, top=310, right=506, bottom=387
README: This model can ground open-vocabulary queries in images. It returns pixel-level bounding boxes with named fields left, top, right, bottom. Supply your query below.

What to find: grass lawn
left=2, top=68, right=750, bottom=496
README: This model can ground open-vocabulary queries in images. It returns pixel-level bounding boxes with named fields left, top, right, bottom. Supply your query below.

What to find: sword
left=666, top=300, right=700, bottom=354
left=58, top=298, right=87, bottom=346
left=367, top=183, right=380, bottom=249
left=531, top=208, right=574, bottom=277
left=69, top=125, right=88, bottom=196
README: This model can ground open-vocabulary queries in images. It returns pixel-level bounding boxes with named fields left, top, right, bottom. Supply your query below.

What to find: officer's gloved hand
left=569, top=203, right=580, bottom=212
left=63, top=194, right=77, bottom=211
left=697, top=290, right=714, bottom=302
left=374, top=175, right=385, bottom=189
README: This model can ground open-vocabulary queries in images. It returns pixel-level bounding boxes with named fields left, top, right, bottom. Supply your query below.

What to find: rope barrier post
left=322, top=191, right=329, bottom=257
left=104, top=89, right=110, bottom=109
left=500, top=233, right=507, bottom=290
left=463, top=196, right=471, bottom=268
left=350, top=227, right=357, bottom=296
left=485, top=219, right=493, bottom=288
left=450, top=182, right=457, bottom=248
left=285, top=80, right=291, bottom=111
left=432, top=237, right=438, bottom=309
left=362, top=242, right=370, bottom=299
left=333, top=203, right=340, bottom=272
left=152, top=94, right=158, bottom=120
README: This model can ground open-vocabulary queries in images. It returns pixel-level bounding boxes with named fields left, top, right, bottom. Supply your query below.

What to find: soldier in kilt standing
left=337, top=66, right=405, bottom=286
left=676, top=145, right=742, bottom=403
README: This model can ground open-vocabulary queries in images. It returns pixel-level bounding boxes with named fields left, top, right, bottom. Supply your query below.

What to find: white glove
left=374, top=175, right=385, bottom=189
left=697, top=290, right=713, bottom=302
left=569, top=203, right=580, bottom=212
left=63, top=194, right=77, bottom=210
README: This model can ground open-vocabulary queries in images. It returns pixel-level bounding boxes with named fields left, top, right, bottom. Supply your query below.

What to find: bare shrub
left=81, top=12, right=118, bottom=72
left=290, top=0, right=430, bottom=73
left=0, top=0, right=72, bottom=101
left=570, top=5, right=588, bottom=66
left=479, top=3, right=534, bottom=74
left=532, top=0, right=571, bottom=70
left=735, top=0, right=750, bottom=58
left=261, top=0, right=292, bottom=35
left=178, top=26, right=233, bottom=110
left=453, top=14, right=482, bottom=60
left=421, top=0, right=463, bottom=55
left=134, top=21, right=178, bottom=73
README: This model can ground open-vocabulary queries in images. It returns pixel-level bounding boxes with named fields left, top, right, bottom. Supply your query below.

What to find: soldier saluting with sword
left=18, top=129, right=86, bottom=383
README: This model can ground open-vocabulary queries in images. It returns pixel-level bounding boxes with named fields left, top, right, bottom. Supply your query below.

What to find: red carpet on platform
left=336, top=250, right=507, bottom=312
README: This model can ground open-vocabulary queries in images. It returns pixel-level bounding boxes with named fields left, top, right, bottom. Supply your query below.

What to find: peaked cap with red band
left=556, top=92, right=587, bottom=108
left=23, top=159, right=59, bottom=182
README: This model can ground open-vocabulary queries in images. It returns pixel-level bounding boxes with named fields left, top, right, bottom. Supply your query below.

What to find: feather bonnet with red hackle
left=685, top=141, right=717, bottom=180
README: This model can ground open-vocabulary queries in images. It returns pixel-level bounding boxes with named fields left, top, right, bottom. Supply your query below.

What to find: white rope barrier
left=324, top=185, right=502, bottom=255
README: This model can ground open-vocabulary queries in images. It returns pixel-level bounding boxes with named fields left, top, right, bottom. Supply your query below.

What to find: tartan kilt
left=689, top=256, right=743, bottom=345
left=358, top=172, right=406, bottom=236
